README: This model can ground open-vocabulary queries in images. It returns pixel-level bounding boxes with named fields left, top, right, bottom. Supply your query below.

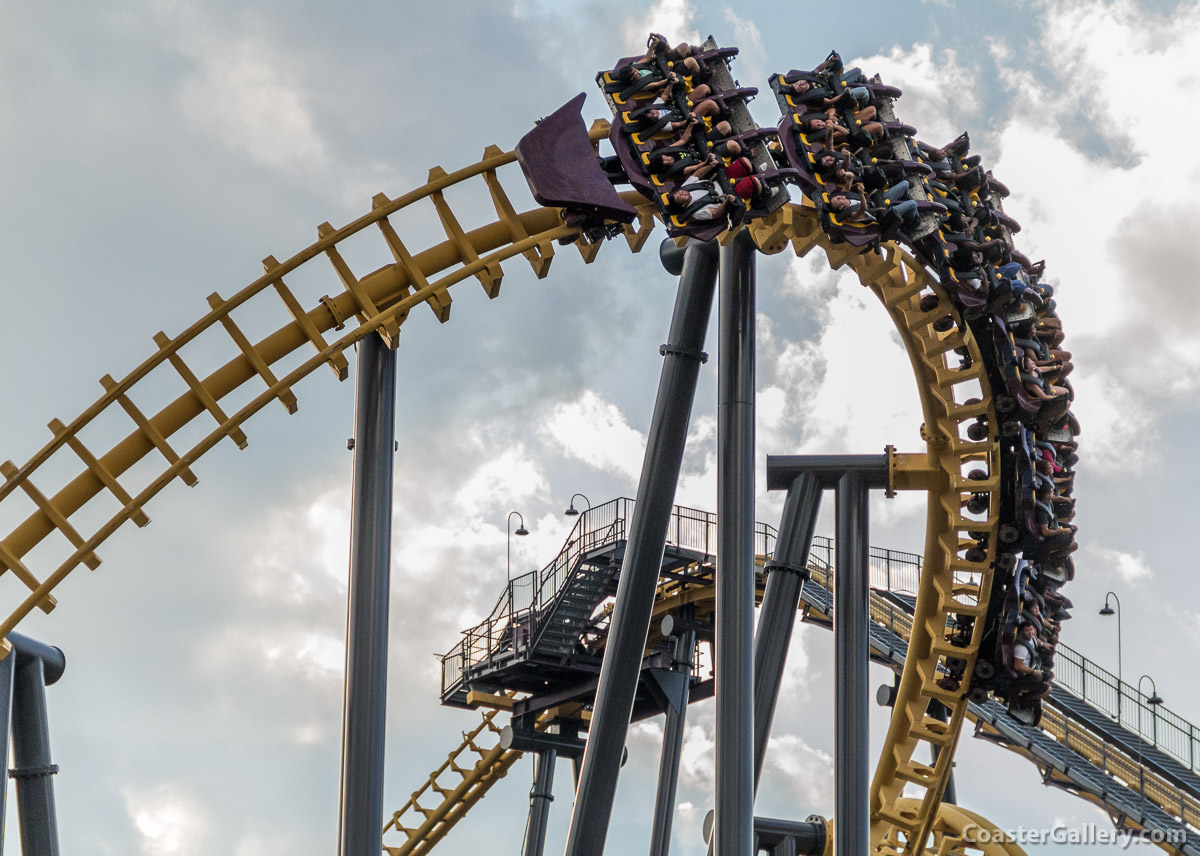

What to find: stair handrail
left=442, top=498, right=780, bottom=692
left=442, top=498, right=633, bottom=690
left=1051, top=642, right=1200, bottom=773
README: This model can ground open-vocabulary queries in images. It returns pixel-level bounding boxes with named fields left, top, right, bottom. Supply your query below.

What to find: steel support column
left=564, top=239, right=719, bottom=856
left=765, top=457, right=885, bottom=856
left=524, top=748, right=558, bottom=856
left=715, top=228, right=756, bottom=856
left=753, top=471, right=821, bottom=785
left=834, top=471, right=870, bottom=856
left=649, top=616, right=697, bottom=856
left=337, top=333, right=397, bottom=856
left=9, top=633, right=66, bottom=856
left=0, top=645, right=13, bottom=853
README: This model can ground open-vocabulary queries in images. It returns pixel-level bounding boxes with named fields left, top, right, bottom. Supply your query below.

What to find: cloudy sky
left=2, top=0, right=1199, bottom=853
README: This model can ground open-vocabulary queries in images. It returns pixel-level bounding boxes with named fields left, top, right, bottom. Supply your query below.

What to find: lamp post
left=1137, top=674, right=1163, bottom=743
left=1135, top=674, right=1163, bottom=804
left=1100, top=592, right=1123, bottom=722
left=508, top=511, right=529, bottom=583
left=564, top=493, right=592, bottom=517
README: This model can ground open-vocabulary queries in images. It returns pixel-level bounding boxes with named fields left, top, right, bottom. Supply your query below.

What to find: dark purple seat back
left=515, top=93, right=639, bottom=224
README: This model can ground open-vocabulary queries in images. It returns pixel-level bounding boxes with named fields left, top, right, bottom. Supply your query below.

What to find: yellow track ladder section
left=752, top=206, right=1002, bottom=856
left=0, top=124, right=654, bottom=656
left=383, top=701, right=540, bottom=856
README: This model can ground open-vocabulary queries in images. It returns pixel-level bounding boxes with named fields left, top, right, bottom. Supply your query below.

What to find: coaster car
left=596, top=35, right=795, bottom=240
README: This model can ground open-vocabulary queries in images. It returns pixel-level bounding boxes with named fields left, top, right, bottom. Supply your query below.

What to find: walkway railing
left=441, top=498, right=777, bottom=694
left=808, top=536, right=923, bottom=595
left=445, top=514, right=1200, bottom=783
left=1051, top=644, right=1200, bottom=773
left=810, top=537, right=1200, bottom=776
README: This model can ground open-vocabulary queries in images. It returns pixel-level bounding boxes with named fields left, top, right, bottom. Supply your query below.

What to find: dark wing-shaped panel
left=515, top=93, right=638, bottom=224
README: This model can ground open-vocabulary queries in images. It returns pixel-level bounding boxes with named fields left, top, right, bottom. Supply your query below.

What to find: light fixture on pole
left=1135, top=674, right=1163, bottom=802
left=508, top=511, right=529, bottom=583
left=1099, top=591, right=1123, bottom=721
left=564, top=493, right=592, bottom=517
left=1140, top=676, right=1164, bottom=707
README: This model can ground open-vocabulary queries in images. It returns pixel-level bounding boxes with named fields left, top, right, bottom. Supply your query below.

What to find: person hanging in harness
left=665, top=157, right=741, bottom=224
left=1010, top=621, right=1051, bottom=702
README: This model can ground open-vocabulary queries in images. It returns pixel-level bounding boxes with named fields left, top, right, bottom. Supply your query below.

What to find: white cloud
left=625, top=0, right=700, bottom=49
left=759, top=733, right=833, bottom=806
left=291, top=722, right=325, bottom=745
left=774, top=258, right=924, bottom=456
left=178, top=36, right=329, bottom=174
left=987, top=0, right=1200, bottom=470
left=261, top=630, right=345, bottom=681
left=721, top=12, right=765, bottom=84
left=539, top=390, right=646, bottom=483
left=452, top=442, right=549, bottom=514
left=244, top=483, right=350, bottom=603
left=848, top=43, right=982, bottom=151
left=1090, top=545, right=1152, bottom=583
left=680, top=721, right=716, bottom=785
left=124, top=785, right=208, bottom=856
left=676, top=414, right=717, bottom=510
left=1063, top=367, right=1154, bottom=471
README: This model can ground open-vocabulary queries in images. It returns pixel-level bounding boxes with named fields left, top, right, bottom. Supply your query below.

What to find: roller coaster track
left=403, top=522, right=1197, bottom=856
left=0, top=122, right=1006, bottom=853
left=382, top=699, right=528, bottom=856
left=794, top=543, right=1195, bottom=855
left=752, top=204, right=1003, bottom=855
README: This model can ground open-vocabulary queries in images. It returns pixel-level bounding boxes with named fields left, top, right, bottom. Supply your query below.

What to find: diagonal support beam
left=563, top=239, right=719, bottom=856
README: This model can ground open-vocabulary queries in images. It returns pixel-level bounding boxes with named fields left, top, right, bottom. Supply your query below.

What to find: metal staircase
left=430, top=507, right=1200, bottom=854
left=440, top=498, right=769, bottom=706
left=382, top=704, right=522, bottom=856
left=532, top=549, right=620, bottom=658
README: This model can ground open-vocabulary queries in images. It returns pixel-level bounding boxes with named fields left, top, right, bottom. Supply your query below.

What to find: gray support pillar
left=337, top=333, right=397, bottom=856
left=649, top=619, right=697, bottom=856
left=715, top=228, right=756, bottom=856
left=7, top=633, right=65, bottom=856
left=524, top=749, right=558, bottom=856
left=563, top=240, right=719, bottom=856
left=834, top=472, right=870, bottom=856
left=0, top=647, right=13, bottom=852
left=753, top=471, right=822, bottom=786
left=11, top=658, right=58, bottom=855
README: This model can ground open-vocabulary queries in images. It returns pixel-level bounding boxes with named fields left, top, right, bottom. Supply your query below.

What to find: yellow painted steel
left=979, top=709, right=1197, bottom=855
left=382, top=704, right=521, bottom=856
left=0, top=125, right=623, bottom=656
left=816, top=800, right=1027, bottom=856
left=0, top=125, right=1008, bottom=853
left=750, top=207, right=1001, bottom=855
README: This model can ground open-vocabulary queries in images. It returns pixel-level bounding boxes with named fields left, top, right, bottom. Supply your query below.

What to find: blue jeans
left=883, top=180, right=911, bottom=203
left=883, top=181, right=918, bottom=225
left=891, top=200, right=918, bottom=224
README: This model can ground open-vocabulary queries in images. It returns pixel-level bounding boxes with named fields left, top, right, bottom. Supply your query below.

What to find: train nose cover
left=515, top=93, right=638, bottom=224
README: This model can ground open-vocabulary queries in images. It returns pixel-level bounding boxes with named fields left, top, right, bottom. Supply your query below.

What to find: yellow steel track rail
left=0, top=123, right=649, bottom=653
left=751, top=205, right=1001, bottom=855
left=382, top=703, right=523, bottom=856
left=1, top=127, right=1007, bottom=854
